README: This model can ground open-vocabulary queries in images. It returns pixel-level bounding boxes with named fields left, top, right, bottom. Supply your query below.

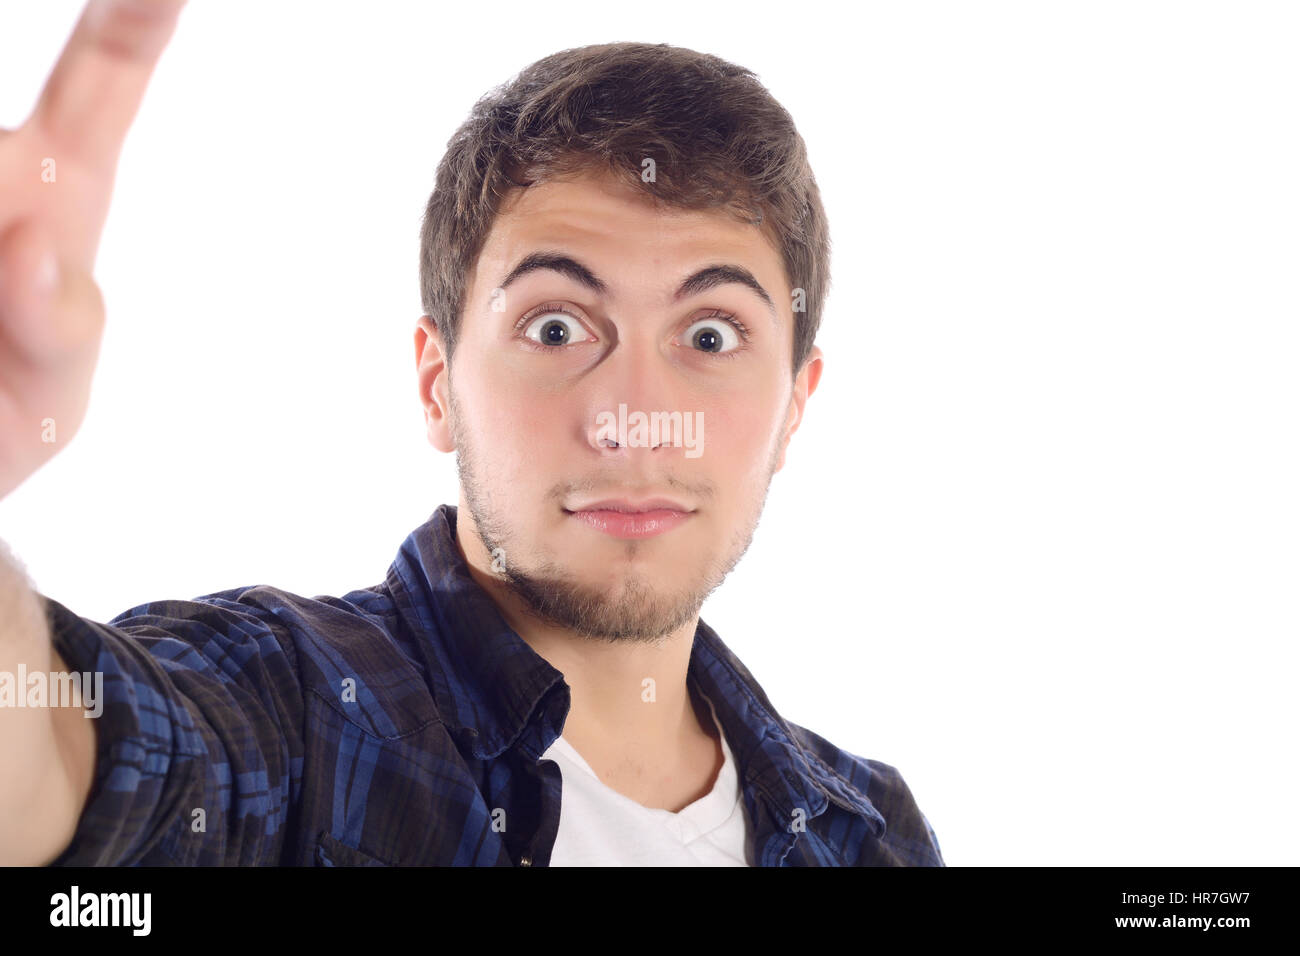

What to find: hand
left=0, top=0, right=186, bottom=500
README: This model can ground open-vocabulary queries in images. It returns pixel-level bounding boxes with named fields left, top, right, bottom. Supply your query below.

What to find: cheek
left=700, top=395, right=783, bottom=475
left=461, top=371, right=568, bottom=477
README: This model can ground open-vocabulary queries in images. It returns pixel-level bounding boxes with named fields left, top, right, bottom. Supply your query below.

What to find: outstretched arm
left=0, top=0, right=186, bottom=865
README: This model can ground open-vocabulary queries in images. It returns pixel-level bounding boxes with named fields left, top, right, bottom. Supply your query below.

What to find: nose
left=588, top=404, right=674, bottom=455
left=583, top=335, right=681, bottom=458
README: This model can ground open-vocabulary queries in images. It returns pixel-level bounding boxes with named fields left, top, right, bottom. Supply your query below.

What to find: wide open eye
left=522, top=310, right=595, bottom=347
left=681, top=315, right=743, bottom=354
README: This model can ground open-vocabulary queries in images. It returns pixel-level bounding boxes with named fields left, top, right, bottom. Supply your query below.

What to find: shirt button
left=519, top=855, right=532, bottom=867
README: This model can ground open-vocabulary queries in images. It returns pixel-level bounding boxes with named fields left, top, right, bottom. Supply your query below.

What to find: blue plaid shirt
left=42, top=504, right=943, bottom=866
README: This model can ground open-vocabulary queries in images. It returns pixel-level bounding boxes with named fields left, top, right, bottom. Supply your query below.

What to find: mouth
left=563, top=497, right=695, bottom=540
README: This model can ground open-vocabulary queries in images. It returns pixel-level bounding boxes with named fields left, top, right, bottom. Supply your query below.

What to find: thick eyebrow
left=672, top=263, right=776, bottom=320
left=499, top=251, right=609, bottom=297
left=497, top=251, right=777, bottom=321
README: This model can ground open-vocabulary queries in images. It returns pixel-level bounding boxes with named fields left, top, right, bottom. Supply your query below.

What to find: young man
left=0, top=1, right=943, bottom=866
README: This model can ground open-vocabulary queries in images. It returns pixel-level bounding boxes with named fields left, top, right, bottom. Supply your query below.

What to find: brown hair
left=419, top=41, right=830, bottom=376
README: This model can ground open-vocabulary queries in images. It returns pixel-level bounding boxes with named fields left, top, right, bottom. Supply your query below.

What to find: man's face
left=418, top=167, right=821, bottom=642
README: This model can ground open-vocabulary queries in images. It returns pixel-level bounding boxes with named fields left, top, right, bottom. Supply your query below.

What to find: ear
left=414, top=315, right=455, bottom=453
left=773, top=345, right=824, bottom=474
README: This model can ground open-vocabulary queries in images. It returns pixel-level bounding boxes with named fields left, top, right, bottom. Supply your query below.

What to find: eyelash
left=513, top=303, right=752, bottom=359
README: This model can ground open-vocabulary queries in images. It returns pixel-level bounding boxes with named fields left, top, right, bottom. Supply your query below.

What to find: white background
left=2, top=0, right=1296, bottom=866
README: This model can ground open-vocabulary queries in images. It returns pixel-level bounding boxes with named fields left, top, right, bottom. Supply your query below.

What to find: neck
left=453, top=500, right=721, bottom=808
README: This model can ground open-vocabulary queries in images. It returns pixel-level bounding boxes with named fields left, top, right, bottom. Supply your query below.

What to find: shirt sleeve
left=921, top=812, right=946, bottom=866
left=38, top=591, right=307, bottom=865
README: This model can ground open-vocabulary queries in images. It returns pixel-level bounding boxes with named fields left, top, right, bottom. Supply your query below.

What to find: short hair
left=419, top=41, right=830, bottom=376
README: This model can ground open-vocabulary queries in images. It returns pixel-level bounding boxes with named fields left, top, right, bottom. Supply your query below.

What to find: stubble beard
left=449, top=382, right=782, bottom=644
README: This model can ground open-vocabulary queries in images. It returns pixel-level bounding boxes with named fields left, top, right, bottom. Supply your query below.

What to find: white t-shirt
left=541, top=694, right=751, bottom=866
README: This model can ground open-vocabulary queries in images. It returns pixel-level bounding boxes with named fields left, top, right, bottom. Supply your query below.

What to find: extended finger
left=30, top=0, right=186, bottom=173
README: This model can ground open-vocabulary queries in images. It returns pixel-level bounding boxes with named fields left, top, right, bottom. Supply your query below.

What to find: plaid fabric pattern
left=42, top=504, right=943, bottom=866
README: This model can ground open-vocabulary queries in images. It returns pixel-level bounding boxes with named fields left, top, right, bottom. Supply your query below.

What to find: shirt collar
left=688, top=619, right=885, bottom=836
left=383, top=503, right=885, bottom=838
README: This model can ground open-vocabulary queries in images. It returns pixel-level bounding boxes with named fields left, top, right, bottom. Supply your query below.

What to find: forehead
left=471, top=168, right=788, bottom=300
